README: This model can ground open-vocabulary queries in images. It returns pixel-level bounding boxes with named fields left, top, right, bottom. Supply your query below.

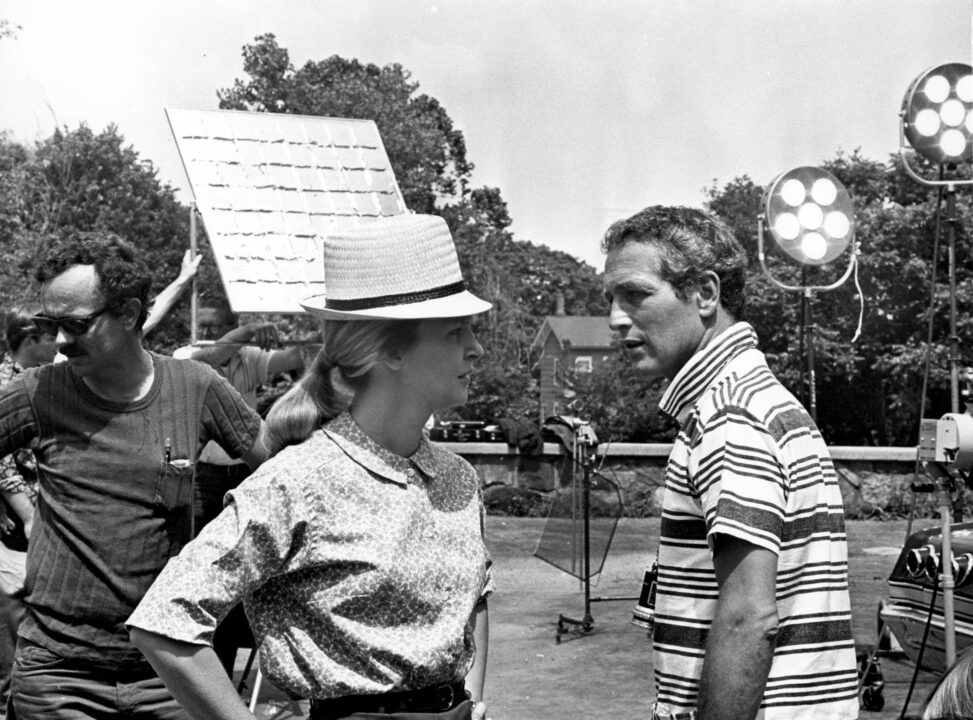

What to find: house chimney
left=554, top=291, right=566, bottom=316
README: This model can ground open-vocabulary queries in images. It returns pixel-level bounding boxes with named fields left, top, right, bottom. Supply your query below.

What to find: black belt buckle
left=433, top=683, right=456, bottom=711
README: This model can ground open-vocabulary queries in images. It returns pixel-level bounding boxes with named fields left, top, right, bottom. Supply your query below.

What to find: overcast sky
left=1, top=1, right=970, bottom=269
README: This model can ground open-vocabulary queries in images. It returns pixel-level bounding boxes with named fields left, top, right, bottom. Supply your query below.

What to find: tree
left=0, top=19, right=19, bottom=41
left=218, top=34, right=473, bottom=213
left=440, top=186, right=608, bottom=423
left=569, top=353, right=677, bottom=444
left=0, top=126, right=197, bottom=351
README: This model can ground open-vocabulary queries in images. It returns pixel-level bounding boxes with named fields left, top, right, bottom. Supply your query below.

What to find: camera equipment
left=428, top=421, right=505, bottom=443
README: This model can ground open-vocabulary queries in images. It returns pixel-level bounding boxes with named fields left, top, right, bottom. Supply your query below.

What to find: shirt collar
left=659, top=322, right=758, bottom=426
left=322, top=412, right=440, bottom=486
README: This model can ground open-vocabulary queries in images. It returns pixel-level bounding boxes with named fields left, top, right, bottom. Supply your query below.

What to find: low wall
left=443, top=442, right=945, bottom=519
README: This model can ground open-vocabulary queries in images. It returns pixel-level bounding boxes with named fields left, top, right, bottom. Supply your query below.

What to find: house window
left=574, top=356, right=593, bottom=373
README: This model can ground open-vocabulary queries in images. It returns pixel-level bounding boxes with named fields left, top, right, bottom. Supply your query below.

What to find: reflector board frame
left=166, top=108, right=408, bottom=313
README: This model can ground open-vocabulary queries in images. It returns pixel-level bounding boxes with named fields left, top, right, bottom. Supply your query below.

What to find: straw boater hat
left=301, top=214, right=492, bottom=320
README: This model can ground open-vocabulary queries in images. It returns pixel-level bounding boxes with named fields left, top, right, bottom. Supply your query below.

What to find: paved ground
left=241, top=517, right=943, bottom=720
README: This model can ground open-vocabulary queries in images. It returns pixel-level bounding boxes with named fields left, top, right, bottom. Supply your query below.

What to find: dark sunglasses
left=31, top=305, right=113, bottom=336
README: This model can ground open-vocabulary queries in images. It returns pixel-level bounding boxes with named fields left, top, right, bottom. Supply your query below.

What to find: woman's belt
left=309, top=680, right=467, bottom=718
left=195, top=461, right=251, bottom=479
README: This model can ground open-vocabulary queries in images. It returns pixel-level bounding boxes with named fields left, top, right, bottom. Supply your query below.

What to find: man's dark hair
left=35, top=233, right=152, bottom=330
left=4, top=304, right=42, bottom=354
left=601, top=206, right=748, bottom=320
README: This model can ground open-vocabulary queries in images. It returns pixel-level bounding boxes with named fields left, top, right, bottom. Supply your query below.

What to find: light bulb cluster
left=902, top=62, right=973, bottom=164
left=763, top=167, right=855, bottom=266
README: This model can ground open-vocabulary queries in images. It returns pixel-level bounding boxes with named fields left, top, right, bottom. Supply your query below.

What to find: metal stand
left=919, top=183, right=964, bottom=669
left=756, top=220, right=857, bottom=422
left=556, top=430, right=595, bottom=642
left=541, top=418, right=632, bottom=642
left=801, top=276, right=818, bottom=423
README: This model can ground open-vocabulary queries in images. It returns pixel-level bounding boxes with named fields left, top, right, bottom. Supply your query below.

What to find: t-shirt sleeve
left=240, top=346, right=272, bottom=387
left=694, top=405, right=787, bottom=555
left=0, top=379, right=37, bottom=463
left=127, top=471, right=301, bottom=644
left=200, top=372, right=262, bottom=459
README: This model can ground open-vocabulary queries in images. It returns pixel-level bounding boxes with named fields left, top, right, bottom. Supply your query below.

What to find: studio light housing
left=762, top=166, right=855, bottom=267
left=902, top=62, right=973, bottom=166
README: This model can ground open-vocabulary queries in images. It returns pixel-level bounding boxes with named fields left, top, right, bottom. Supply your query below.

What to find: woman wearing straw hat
left=128, top=214, right=494, bottom=720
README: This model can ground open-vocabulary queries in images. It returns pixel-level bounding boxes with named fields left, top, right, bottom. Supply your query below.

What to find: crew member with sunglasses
left=0, top=233, right=270, bottom=720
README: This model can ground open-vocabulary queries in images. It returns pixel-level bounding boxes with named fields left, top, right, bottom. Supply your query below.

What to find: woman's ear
left=383, top=350, right=405, bottom=372
left=696, top=271, right=721, bottom=318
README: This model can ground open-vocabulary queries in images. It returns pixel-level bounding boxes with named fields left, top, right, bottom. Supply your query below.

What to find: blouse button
left=406, top=468, right=415, bottom=477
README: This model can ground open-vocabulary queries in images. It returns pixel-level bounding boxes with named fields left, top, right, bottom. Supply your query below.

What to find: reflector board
left=166, top=108, right=408, bottom=313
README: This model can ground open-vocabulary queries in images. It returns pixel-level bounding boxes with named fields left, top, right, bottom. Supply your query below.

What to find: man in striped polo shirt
left=602, top=206, right=858, bottom=720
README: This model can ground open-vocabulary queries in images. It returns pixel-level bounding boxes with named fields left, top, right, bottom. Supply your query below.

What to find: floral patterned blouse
left=128, top=412, right=493, bottom=700
left=0, top=354, right=37, bottom=503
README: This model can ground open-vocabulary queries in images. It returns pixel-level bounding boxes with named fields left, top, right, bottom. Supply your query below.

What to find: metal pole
left=581, top=441, right=592, bottom=624
left=798, top=267, right=807, bottom=409
left=941, top=484, right=957, bottom=668
left=946, top=185, right=960, bottom=414
left=189, top=204, right=199, bottom=346
left=941, top=183, right=959, bottom=668
left=803, top=286, right=817, bottom=424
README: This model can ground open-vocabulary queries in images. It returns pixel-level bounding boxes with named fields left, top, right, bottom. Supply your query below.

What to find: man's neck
left=82, top=347, right=155, bottom=403
left=693, top=312, right=738, bottom=359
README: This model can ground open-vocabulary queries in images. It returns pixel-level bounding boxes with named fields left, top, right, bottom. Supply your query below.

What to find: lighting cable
left=898, top=580, right=940, bottom=719
left=850, top=250, right=864, bottom=343
left=906, top=179, right=946, bottom=542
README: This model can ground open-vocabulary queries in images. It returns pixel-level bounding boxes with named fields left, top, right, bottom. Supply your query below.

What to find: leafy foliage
left=0, top=19, right=19, bottom=41
left=0, top=126, right=195, bottom=352
left=567, top=353, right=677, bottom=444
left=219, top=33, right=472, bottom=213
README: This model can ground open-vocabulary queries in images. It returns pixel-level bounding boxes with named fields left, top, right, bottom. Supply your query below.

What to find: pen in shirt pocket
left=162, top=437, right=193, bottom=469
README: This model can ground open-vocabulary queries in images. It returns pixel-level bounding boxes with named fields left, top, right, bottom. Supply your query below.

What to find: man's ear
left=696, top=271, right=721, bottom=318
left=120, top=298, right=142, bottom=330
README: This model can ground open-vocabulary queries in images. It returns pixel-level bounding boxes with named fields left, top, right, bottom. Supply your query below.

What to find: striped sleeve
left=694, top=405, right=787, bottom=554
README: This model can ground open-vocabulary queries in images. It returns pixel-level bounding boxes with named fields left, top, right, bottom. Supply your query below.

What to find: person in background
left=129, top=214, right=494, bottom=720
left=142, top=250, right=201, bottom=336
left=173, top=304, right=309, bottom=532
left=602, top=206, right=857, bottom=720
left=172, top=305, right=312, bottom=675
left=0, top=232, right=269, bottom=720
left=0, top=307, right=56, bottom=714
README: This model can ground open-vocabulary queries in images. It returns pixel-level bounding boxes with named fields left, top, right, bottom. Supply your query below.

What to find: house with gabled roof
left=530, top=310, right=616, bottom=423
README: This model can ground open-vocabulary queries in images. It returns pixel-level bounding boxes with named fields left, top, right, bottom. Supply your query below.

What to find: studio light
left=902, top=62, right=973, bottom=166
left=762, top=166, right=856, bottom=267
left=900, top=62, right=973, bottom=672
left=756, top=166, right=859, bottom=425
